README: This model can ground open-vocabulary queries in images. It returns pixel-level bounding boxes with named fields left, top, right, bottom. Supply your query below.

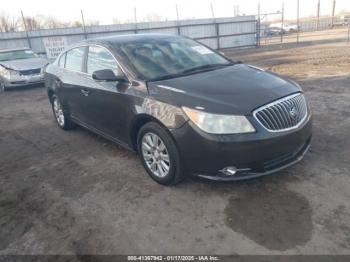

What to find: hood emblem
left=289, top=106, right=298, bottom=119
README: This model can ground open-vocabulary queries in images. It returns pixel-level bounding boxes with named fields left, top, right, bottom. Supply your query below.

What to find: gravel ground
left=0, top=40, right=349, bottom=255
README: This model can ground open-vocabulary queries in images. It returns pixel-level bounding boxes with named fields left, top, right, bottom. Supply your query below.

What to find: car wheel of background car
left=0, top=81, right=5, bottom=92
left=51, top=94, right=75, bottom=130
left=137, top=122, right=184, bottom=185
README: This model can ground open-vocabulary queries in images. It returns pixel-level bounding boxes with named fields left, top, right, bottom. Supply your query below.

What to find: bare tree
left=112, top=17, right=136, bottom=24
left=0, top=12, right=19, bottom=32
left=71, top=20, right=83, bottom=27
left=113, top=13, right=165, bottom=24
left=0, top=12, right=103, bottom=32
left=23, top=16, right=41, bottom=30
left=38, top=15, right=71, bottom=29
left=85, top=19, right=100, bottom=26
left=338, top=9, right=350, bottom=16
left=112, top=18, right=122, bottom=24
left=142, top=13, right=164, bottom=22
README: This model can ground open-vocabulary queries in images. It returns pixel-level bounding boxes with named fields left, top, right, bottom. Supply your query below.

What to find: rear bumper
left=170, top=114, right=312, bottom=181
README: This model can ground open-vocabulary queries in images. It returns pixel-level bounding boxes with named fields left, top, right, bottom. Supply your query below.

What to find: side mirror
left=92, top=69, right=128, bottom=82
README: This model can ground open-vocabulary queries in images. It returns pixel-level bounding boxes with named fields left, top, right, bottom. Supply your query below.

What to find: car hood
left=0, top=57, right=48, bottom=71
left=147, top=64, right=301, bottom=115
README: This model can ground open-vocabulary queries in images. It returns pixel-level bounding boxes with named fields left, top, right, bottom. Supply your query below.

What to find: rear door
left=60, top=46, right=88, bottom=123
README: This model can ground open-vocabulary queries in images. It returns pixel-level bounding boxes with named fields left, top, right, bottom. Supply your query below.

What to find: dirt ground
left=0, top=39, right=350, bottom=256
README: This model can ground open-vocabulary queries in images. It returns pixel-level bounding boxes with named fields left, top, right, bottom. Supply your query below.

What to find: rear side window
left=65, top=47, right=85, bottom=72
left=87, top=46, right=120, bottom=75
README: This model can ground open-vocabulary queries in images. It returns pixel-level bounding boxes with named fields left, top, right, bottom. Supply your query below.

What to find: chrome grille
left=19, top=68, right=41, bottom=76
left=254, top=93, right=308, bottom=132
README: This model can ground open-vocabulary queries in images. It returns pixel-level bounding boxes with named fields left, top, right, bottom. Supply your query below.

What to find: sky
left=2, top=0, right=350, bottom=25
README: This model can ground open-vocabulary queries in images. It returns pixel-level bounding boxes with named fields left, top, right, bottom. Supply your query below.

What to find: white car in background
left=269, top=23, right=298, bottom=33
left=334, top=16, right=350, bottom=26
left=0, top=48, right=48, bottom=92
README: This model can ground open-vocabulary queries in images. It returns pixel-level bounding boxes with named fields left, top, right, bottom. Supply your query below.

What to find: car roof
left=0, top=48, right=31, bottom=53
left=83, top=33, right=183, bottom=46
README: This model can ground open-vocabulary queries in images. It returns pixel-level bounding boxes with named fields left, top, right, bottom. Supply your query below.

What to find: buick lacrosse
left=45, top=34, right=312, bottom=185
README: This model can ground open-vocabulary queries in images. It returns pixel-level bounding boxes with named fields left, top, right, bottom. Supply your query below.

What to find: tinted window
left=87, top=46, right=119, bottom=75
left=58, top=53, right=66, bottom=68
left=65, top=47, right=85, bottom=72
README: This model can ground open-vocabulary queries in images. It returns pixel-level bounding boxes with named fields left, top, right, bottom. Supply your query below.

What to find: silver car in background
left=0, top=49, right=48, bottom=92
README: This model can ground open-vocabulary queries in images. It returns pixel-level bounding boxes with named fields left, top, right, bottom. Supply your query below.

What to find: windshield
left=0, top=50, right=37, bottom=62
left=115, top=37, right=231, bottom=80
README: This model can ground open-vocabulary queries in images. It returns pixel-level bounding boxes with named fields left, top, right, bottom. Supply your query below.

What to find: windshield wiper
left=149, top=63, right=234, bottom=82
left=149, top=73, right=186, bottom=82
left=181, top=63, right=232, bottom=74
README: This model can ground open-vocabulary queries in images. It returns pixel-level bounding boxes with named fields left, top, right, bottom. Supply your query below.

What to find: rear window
left=65, top=47, right=85, bottom=72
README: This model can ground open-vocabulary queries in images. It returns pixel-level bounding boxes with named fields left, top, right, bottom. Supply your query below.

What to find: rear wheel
left=51, top=94, right=75, bottom=130
left=137, top=122, right=184, bottom=185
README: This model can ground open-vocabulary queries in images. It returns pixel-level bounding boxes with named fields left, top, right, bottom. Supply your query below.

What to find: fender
left=134, top=97, right=188, bottom=129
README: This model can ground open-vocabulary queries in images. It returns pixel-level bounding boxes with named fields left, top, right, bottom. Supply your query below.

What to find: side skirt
left=71, top=116, right=136, bottom=153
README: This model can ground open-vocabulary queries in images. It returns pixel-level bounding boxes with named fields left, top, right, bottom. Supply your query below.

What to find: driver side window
left=87, top=46, right=120, bottom=75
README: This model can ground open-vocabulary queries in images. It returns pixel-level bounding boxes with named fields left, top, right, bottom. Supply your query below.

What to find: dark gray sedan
left=0, top=48, right=48, bottom=91
left=45, top=34, right=312, bottom=185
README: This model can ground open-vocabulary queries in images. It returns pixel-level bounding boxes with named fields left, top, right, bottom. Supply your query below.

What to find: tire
left=137, top=122, right=184, bottom=185
left=0, top=81, right=6, bottom=92
left=51, top=94, right=75, bottom=130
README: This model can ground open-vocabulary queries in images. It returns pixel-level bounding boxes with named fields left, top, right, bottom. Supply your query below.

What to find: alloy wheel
left=141, top=132, right=170, bottom=178
left=53, top=97, right=65, bottom=127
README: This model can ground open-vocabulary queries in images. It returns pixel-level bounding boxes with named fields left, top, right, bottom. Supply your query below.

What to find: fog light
left=220, top=166, right=237, bottom=176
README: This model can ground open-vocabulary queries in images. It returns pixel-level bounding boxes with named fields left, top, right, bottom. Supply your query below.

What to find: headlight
left=3, top=69, right=20, bottom=79
left=41, top=64, right=49, bottom=74
left=182, top=107, right=255, bottom=134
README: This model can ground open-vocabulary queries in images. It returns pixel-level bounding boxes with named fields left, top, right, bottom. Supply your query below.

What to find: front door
left=81, top=45, right=131, bottom=144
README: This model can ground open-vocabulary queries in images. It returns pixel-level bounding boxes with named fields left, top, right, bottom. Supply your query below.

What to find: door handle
left=81, top=89, right=90, bottom=96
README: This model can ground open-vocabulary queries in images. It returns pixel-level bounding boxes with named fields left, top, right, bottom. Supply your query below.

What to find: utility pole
left=210, top=2, right=215, bottom=19
left=281, top=2, right=284, bottom=43
left=316, top=0, right=320, bottom=30
left=210, top=2, right=219, bottom=49
left=80, top=10, right=87, bottom=39
left=256, top=2, right=261, bottom=46
left=20, top=10, right=32, bottom=49
left=234, top=5, right=240, bottom=17
left=134, top=7, right=138, bottom=33
left=348, top=21, right=350, bottom=44
left=175, top=4, right=180, bottom=21
left=297, top=0, right=300, bottom=43
left=134, top=7, right=137, bottom=23
left=331, top=0, right=336, bottom=28
left=175, top=4, right=181, bottom=35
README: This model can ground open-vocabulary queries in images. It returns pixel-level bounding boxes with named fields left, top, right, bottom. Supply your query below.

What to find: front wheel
left=0, top=81, right=6, bottom=92
left=137, top=122, right=184, bottom=185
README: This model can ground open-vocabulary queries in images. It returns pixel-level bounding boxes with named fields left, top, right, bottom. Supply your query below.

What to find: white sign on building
left=43, top=36, right=68, bottom=59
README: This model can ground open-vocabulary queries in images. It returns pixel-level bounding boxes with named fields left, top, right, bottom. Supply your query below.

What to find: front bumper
left=2, top=74, right=45, bottom=87
left=171, top=114, right=312, bottom=181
